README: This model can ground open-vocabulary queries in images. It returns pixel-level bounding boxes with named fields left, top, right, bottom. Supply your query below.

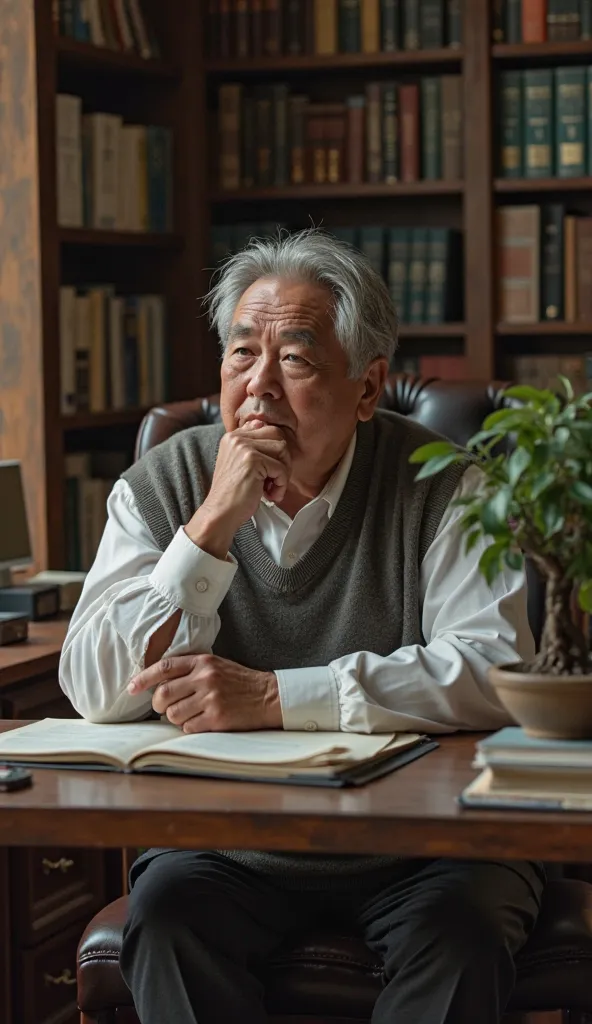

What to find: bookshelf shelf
left=56, top=37, right=181, bottom=79
left=493, top=41, right=592, bottom=61
left=497, top=322, right=592, bottom=336
left=495, top=177, right=592, bottom=193
left=399, top=323, right=466, bottom=338
left=205, top=48, right=463, bottom=76
left=61, top=408, right=152, bottom=431
left=210, top=181, right=464, bottom=202
left=58, top=228, right=184, bottom=248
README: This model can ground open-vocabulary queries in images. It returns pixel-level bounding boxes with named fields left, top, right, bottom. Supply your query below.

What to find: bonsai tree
left=409, top=379, right=592, bottom=677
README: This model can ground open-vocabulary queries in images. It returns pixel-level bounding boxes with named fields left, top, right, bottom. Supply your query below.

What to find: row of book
left=392, top=353, right=467, bottom=378
left=218, top=76, right=462, bottom=189
left=493, top=0, right=592, bottom=43
left=208, top=0, right=463, bottom=58
left=60, top=287, right=168, bottom=414
left=65, top=451, right=129, bottom=571
left=55, top=0, right=159, bottom=58
left=498, top=204, right=592, bottom=324
left=499, top=67, right=592, bottom=180
left=511, top=354, right=592, bottom=394
left=211, top=222, right=463, bottom=323
left=57, top=94, right=173, bottom=232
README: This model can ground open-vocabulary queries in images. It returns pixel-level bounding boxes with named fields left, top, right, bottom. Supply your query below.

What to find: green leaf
left=507, top=447, right=531, bottom=486
left=571, top=481, right=592, bottom=504
left=558, top=374, right=574, bottom=402
left=413, top=453, right=459, bottom=480
left=553, top=425, right=570, bottom=446
left=409, top=440, right=456, bottom=464
left=480, top=487, right=513, bottom=536
left=578, top=580, right=592, bottom=613
left=466, top=428, right=503, bottom=449
left=504, top=548, right=524, bottom=571
left=530, top=470, right=556, bottom=500
left=478, top=541, right=507, bottom=585
left=502, top=385, right=549, bottom=404
left=464, top=528, right=482, bottom=555
left=483, top=408, right=531, bottom=431
left=541, top=502, right=564, bottom=538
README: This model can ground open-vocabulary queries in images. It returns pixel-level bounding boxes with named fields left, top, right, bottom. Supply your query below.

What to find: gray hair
left=205, top=228, right=398, bottom=378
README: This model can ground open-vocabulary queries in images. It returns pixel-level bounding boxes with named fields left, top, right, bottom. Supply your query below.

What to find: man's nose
left=246, top=358, right=283, bottom=400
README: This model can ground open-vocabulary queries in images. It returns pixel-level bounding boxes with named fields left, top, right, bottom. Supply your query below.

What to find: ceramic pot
left=489, top=663, right=592, bottom=740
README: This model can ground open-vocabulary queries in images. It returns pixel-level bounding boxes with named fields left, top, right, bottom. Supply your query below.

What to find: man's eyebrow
left=279, top=329, right=318, bottom=346
left=228, top=323, right=253, bottom=339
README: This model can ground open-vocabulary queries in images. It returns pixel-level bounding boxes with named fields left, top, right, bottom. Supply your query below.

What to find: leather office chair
left=77, top=376, right=592, bottom=1024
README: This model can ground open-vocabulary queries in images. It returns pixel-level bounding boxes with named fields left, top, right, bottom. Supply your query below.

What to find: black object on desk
left=0, top=583, right=59, bottom=621
left=0, top=611, right=28, bottom=645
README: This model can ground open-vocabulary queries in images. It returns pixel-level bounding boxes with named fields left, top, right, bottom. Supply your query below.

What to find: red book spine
left=522, top=0, right=547, bottom=42
left=399, top=84, right=419, bottom=183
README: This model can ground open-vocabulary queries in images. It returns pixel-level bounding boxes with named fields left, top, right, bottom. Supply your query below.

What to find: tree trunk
left=532, top=574, right=590, bottom=675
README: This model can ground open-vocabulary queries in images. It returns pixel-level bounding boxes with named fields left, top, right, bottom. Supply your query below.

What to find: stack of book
left=65, top=451, right=130, bottom=571
left=56, top=0, right=159, bottom=58
left=57, top=94, right=173, bottom=232
left=494, top=1, right=592, bottom=44
left=217, top=76, right=463, bottom=189
left=510, top=354, right=592, bottom=394
left=208, top=0, right=463, bottom=59
left=392, top=353, right=468, bottom=379
left=59, top=285, right=168, bottom=415
left=498, top=205, right=592, bottom=324
left=499, top=67, right=592, bottom=180
left=461, top=727, right=592, bottom=811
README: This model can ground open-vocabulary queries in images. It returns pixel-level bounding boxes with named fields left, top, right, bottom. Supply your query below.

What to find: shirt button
left=195, top=578, right=209, bottom=593
left=304, top=721, right=318, bottom=732
left=287, top=551, right=298, bottom=562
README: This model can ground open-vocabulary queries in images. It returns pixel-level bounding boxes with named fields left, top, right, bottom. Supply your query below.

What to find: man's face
left=220, top=276, right=384, bottom=480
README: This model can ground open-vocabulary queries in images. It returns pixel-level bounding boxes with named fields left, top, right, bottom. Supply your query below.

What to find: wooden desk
left=1, top=723, right=592, bottom=863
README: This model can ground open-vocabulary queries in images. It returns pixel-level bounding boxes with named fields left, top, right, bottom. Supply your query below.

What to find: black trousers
left=120, top=850, right=544, bottom=1024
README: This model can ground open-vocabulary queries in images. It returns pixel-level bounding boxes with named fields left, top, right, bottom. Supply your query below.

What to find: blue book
left=477, top=727, right=592, bottom=768
left=73, top=0, right=91, bottom=40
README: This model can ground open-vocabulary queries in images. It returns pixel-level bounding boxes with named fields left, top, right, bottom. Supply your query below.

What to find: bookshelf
left=3, top=0, right=592, bottom=574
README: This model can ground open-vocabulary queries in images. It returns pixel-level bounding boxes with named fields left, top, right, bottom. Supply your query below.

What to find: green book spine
left=499, top=70, right=523, bottom=178
left=339, top=0, right=361, bottom=51
left=332, top=226, right=359, bottom=247
left=547, top=0, right=581, bottom=40
left=505, top=0, right=522, bottom=42
left=582, top=0, right=592, bottom=38
left=555, top=66, right=586, bottom=178
left=408, top=227, right=429, bottom=323
left=523, top=68, right=554, bottom=178
left=426, top=228, right=448, bottom=323
left=420, top=0, right=444, bottom=47
left=540, top=204, right=565, bottom=321
left=588, top=67, right=592, bottom=175
left=388, top=227, right=410, bottom=322
left=492, top=0, right=505, bottom=42
left=382, top=83, right=398, bottom=183
left=421, top=77, right=442, bottom=180
left=381, top=0, right=400, bottom=49
left=359, top=226, right=385, bottom=277
left=446, top=0, right=461, bottom=46
left=272, top=83, right=289, bottom=186
left=403, top=0, right=420, bottom=49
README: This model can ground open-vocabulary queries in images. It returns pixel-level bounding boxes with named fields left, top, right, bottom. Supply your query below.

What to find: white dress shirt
left=59, top=435, right=534, bottom=732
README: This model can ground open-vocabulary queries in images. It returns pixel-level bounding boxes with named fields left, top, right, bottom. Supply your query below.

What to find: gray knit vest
left=124, top=410, right=466, bottom=889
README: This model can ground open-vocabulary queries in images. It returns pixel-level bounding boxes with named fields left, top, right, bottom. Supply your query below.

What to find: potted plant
left=409, top=378, right=592, bottom=739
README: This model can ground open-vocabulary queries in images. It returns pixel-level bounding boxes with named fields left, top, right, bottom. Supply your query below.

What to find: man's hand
left=128, top=654, right=282, bottom=733
left=185, top=425, right=291, bottom=560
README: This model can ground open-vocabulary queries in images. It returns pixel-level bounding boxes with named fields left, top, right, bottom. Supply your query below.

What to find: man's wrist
left=262, top=671, right=282, bottom=728
left=185, top=504, right=239, bottom=562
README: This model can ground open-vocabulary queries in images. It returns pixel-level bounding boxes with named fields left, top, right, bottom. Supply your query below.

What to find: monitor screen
left=0, top=461, right=32, bottom=569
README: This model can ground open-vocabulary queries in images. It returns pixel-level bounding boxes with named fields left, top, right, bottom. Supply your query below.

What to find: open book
left=0, top=719, right=436, bottom=788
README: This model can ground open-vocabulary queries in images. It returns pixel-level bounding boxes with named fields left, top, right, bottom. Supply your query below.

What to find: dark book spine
left=403, top=0, right=420, bottom=48
left=577, top=220, right=592, bottom=321
left=208, top=0, right=219, bottom=55
left=365, top=81, right=382, bottom=182
left=400, top=83, right=419, bottom=181
left=285, top=0, right=305, bottom=53
left=388, top=227, right=409, bottom=322
left=326, top=107, right=346, bottom=182
left=381, top=0, right=400, bottom=49
left=408, top=227, right=429, bottom=323
left=505, top=0, right=522, bottom=42
left=540, top=204, right=565, bottom=321
left=264, top=0, right=282, bottom=54
left=426, top=227, right=448, bottom=323
left=420, top=0, right=444, bottom=47
left=441, top=74, right=463, bottom=180
left=235, top=0, right=250, bottom=56
left=523, top=68, right=553, bottom=178
left=255, top=86, right=273, bottom=186
left=499, top=70, right=523, bottom=178
left=307, top=106, right=326, bottom=183
left=241, top=94, right=256, bottom=187
left=547, top=0, right=580, bottom=40
left=218, top=83, right=243, bottom=189
left=555, top=65, right=586, bottom=178
left=210, top=224, right=235, bottom=264
left=446, top=0, right=461, bottom=46
left=250, top=0, right=264, bottom=55
left=382, top=83, right=398, bottom=183
left=332, top=226, right=358, bottom=247
left=346, top=95, right=365, bottom=183
left=359, top=226, right=385, bottom=277
left=272, top=83, right=289, bottom=186
left=492, top=0, right=505, bottom=42
left=582, top=0, right=592, bottom=38
left=219, top=0, right=232, bottom=56
left=289, top=95, right=308, bottom=184
left=421, top=76, right=442, bottom=180
left=588, top=67, right=592, bottom=175
left=339, top=0, right=361, bottom=51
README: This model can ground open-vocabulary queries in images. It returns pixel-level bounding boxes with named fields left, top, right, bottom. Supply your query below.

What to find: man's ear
left=357, top=358, right=389, bottom=422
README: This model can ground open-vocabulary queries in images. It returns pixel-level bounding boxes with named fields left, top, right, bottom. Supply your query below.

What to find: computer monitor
left=0, top=461, right=33, bottom=587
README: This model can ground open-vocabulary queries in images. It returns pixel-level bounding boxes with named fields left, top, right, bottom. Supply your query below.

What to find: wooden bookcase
left=2, top=0, right=592, bottom=573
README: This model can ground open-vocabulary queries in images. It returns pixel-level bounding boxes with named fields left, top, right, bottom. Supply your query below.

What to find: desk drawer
left=16, top=923, right=81, bottom=1024
left=1, top=672, right=78, bottom=720
left=11, top=846, right=105, bottom=946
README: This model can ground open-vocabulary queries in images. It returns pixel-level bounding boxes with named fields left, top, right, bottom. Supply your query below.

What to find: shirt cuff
left=149, top=526, right=237, bottom=616
left=275, top=666, right=340, bottom=732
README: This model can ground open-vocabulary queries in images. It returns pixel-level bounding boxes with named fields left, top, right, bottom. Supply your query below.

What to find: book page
left=139, top=729, right=402, bottom=767
left=0, top=718, right=180, bottom=768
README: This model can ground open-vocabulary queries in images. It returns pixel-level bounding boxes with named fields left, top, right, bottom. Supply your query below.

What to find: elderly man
left=60, top=229, right=542, bottom=1024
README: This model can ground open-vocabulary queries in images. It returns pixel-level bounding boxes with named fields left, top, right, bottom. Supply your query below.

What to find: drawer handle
left=41, top=857, right=74, bottom=875
left=43, top=969, right=76, bottom=987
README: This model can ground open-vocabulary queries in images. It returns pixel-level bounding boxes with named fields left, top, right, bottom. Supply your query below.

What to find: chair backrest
left=134, top=374, right=543, bottom=643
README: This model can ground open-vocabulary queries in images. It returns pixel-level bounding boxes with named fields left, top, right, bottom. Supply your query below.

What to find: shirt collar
left=261, top=431, right=357, bottom=519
